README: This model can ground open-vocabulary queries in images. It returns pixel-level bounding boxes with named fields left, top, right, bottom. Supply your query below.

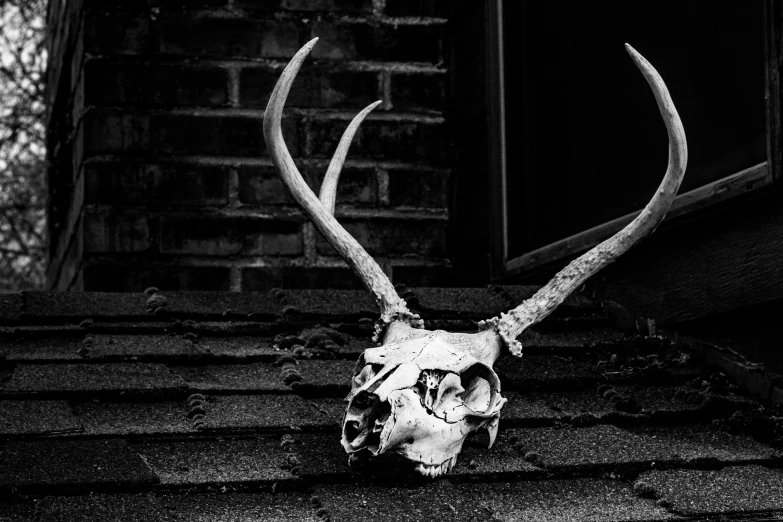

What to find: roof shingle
left=1, top=287, right=781, bottom=520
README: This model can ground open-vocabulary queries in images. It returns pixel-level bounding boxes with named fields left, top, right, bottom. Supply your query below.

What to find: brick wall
left=45, top=0, right=452, bottom=291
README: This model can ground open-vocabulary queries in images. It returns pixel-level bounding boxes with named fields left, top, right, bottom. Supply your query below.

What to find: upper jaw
left=414, top=455, right=458, bottom=478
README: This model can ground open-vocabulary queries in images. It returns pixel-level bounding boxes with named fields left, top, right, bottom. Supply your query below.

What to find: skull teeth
left=414, top=455, right=458, bottom=478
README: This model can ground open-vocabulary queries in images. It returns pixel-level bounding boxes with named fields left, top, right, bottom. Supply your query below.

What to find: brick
left=635, top=466, right=783, bottom=514
left=238, top=165, right=378, bottom=207
left=238, top=165, right=299, bottom=205
left=84, top=110, right=298, bottom=158
left=85, top=62, right=229, bottom=106
left=84, top=162, right=230, bottom=206
left=315, top=218, right=448, bottom=257
left=389, top=73, right=446, bottom=112
left=84, top=212, right=150, bottom=253
left=241, top=67, right=379, bottom=109
left=83, top=264, right=232, bottom=291
left=241, top=266, right=364, bottom=290
left=159, top=214, right=303, bottom=256
left=236, top=0, right=372, bottom=13
left=308, top=118, right=449, bottom=163
left=3, top=363, right=186, bottom=397
left=85, top=13, right=302, bottom=59
left=84, top=12, right=153, bottom=55
left=308, top=165, right=378, bottom=206
left=311, top=21, right=443, bottom=63
left=383, top=0, right=449, bottom=16
left=0, top=440, right=157, bottom=490
left=157, top=114, right=297, bottom=157
left=159, top=17, right=301, bottom=59
left=83, top=111, right=151, bottom=153
left=133, top=435, right=294, bottom=484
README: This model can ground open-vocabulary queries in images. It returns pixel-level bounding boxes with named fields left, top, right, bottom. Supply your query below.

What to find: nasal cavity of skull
left=346, top=391, right=390, bottom=452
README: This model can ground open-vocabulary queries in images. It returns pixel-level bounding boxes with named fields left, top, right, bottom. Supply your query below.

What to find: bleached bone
left=263, top=38, right=687, bottom=477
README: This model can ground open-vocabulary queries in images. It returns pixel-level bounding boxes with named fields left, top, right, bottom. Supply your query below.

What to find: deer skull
left=263, top=39, right=687, bottom=477
left=342, top=325, right=507, bottom=477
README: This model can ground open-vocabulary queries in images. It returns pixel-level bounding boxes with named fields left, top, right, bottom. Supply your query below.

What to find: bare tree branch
left=0, top=0, right=47, bottom=290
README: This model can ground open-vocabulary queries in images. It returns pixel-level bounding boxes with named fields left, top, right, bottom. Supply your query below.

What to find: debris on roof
left=1, top=286, right=782, bottom=521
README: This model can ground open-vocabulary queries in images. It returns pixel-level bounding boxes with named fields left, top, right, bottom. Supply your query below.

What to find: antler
left=263, top=38, right=422, bottom=333
left=484, top=44, right=688, bottom=356
left=320, top=100, right=382, bottom=214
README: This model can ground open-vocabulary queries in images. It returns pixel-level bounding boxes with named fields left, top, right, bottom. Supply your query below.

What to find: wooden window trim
left=489, top=0, right=782, bottom=280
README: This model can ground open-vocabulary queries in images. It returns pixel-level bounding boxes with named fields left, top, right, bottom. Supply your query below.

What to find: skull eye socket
left=460, top=367, right=493, bottom=413
left=351, top=363, right=383, bottom=391
left=461, top=364, right=500, bottom=413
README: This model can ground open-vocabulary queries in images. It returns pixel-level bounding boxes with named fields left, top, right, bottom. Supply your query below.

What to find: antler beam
left=263, top=38, right=421, bottom=333
left=485, top=43, right=688, bottom=356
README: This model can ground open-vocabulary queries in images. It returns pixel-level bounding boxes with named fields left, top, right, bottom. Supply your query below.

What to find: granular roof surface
left=1, top=286, right=782, bottom=521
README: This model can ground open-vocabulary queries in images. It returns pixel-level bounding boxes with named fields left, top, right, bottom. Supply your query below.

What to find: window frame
left=488, top=0, right=782, bottom=280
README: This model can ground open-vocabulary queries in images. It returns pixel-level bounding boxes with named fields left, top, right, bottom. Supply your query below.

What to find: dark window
left=497, top=1, right=767, bottom=268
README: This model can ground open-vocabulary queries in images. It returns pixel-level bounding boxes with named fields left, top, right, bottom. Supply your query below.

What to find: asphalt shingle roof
left=1, top=286, right=782, bottom=521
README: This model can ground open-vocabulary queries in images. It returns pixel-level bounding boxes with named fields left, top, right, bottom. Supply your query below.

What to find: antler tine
left=486, top=44, right=688, bottom=356
left=320, top=100, right=382, bottom=214
left=263, top=38, right=422, bottom=333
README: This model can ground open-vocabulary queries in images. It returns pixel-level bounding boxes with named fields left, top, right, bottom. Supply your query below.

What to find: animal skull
left=342, top=325, right=507, bottom=477
left=263, top=39, right=687, bottom=476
